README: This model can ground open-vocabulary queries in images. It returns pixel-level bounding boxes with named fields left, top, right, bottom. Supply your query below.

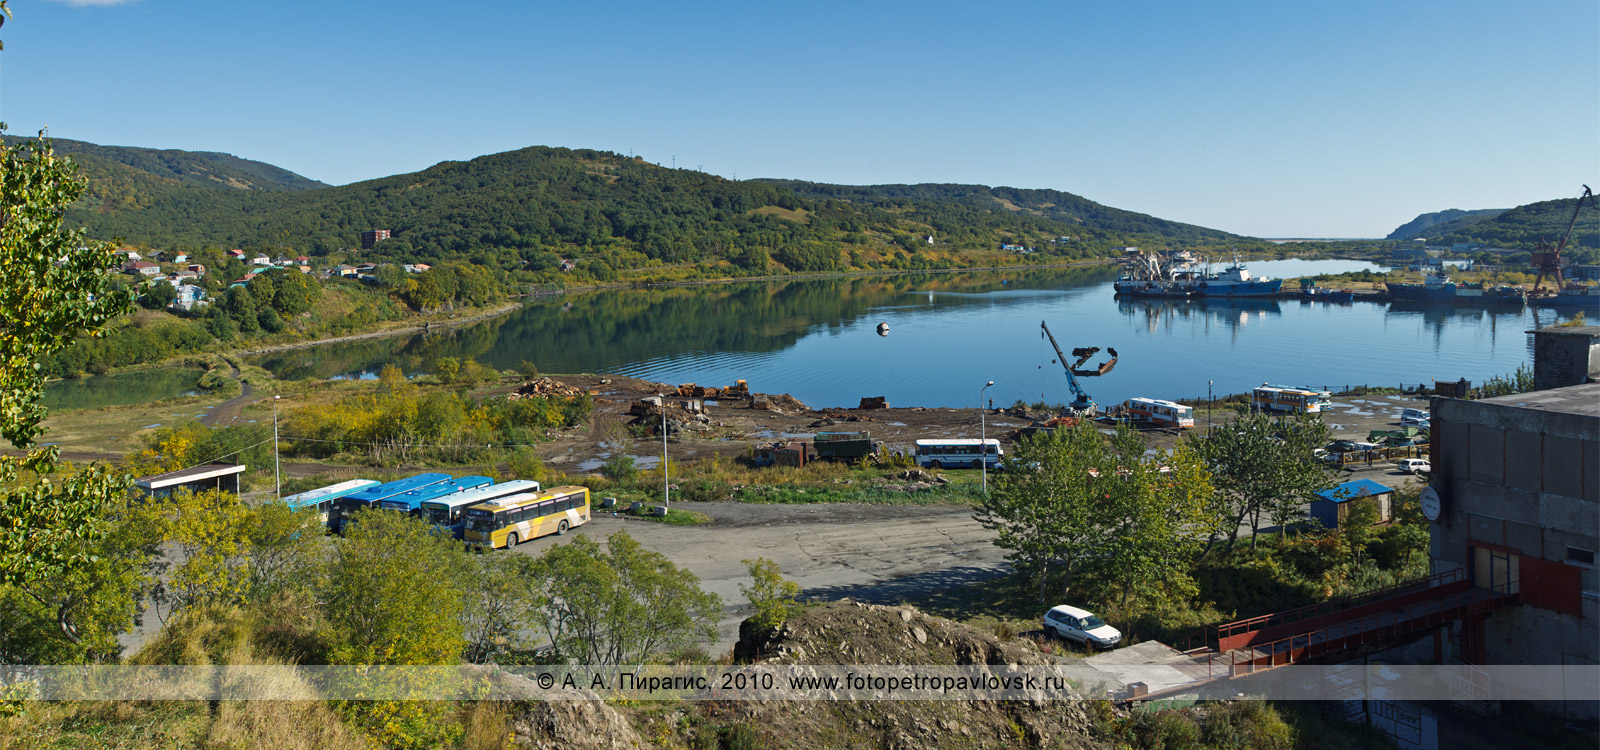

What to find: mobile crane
left=1040, top=320, right=1117, bottom=416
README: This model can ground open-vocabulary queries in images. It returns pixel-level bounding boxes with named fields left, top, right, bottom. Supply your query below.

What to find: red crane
left=1530, top=185, right=1595, bottom=297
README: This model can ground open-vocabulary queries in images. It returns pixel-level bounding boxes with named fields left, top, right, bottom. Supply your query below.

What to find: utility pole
left=273, top=395, right=282, bottom=499
left=980, top=380, right=994, bottom=493
left=1207, top=380, right=1214, bottom=433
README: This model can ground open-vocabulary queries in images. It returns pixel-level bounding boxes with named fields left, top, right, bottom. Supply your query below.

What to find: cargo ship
left=1531, top=283, right=1600, bottom=309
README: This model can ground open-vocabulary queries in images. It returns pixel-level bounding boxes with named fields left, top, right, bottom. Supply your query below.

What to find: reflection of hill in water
left=255, top=266, right=1121, bottom=380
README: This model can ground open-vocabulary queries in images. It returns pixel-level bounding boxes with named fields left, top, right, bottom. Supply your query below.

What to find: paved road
left=505, top=502, right=1006, bottom=653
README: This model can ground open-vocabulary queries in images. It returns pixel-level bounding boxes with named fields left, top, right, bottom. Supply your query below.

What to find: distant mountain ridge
left=1431, top=195, right=1600, bottom=255
left=1386, top=207, right=1506, bottom=240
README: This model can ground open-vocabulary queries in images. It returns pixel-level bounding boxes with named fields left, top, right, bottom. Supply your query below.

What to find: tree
left=140, top=280, right=177, bottom=309
left=154, top=488, right=254, bottom=618
left=532, top=531, right=720, bottom=666
left=0, top=130, right=135, bottom=587
left=1189, top=412, right=1334, bottom=554
left=978, top=421, right=1219, bottom=607
left=461, top=553, right=543, bottom=664
left=324, top=509, right=470, bottom=665
left=244, top=501, right=327, bottom=600
left=740, top=557, right=801, bottom=634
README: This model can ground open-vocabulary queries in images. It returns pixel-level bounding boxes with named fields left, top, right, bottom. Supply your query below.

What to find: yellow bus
left=463, top=485, right=591, bottom=549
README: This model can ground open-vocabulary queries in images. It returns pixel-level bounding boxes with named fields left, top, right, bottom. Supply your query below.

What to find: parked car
left=1400, top=409, right=1430, bottom=425
left=1042, top=605, right=1122, bottom=650
left=1399, top=458, right=1431, bottom=475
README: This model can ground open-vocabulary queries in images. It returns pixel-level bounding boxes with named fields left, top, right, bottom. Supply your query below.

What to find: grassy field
left=38, top=392, right=230, bottom=456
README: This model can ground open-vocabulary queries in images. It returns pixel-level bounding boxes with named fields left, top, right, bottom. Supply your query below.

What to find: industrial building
left=1428, top=381, right=1598, bottom=717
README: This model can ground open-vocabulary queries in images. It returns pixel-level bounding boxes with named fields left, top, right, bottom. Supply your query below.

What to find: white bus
left=420, top=479, right=541, bottom=539
left=914, top=439, right=1004, bottom=470
left=280, top=479, right=379, bottom=527
left=1125, top=397, right=1195, bottom=428
left=1252, top=385, right=1324, bottom=414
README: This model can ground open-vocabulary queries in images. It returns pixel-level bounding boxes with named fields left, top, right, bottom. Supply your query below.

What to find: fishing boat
left=1112, top=253, right=1200, bottom=298
left=1194, top=260, right=1282, bottom=297
left=1531, top=283, right=1600, bottom=309
left=1386, top=272, right=1456, bottom=301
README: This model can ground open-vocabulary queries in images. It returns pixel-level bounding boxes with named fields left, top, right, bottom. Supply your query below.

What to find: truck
left=812, top=431, right=875, bottom=463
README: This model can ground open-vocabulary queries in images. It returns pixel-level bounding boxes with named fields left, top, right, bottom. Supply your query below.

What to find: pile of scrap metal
left=509, top=377, right=592, bottom=399
left=1010, top=415, right=1081, bottom=442
left=627, top=396, right=714, bottom=434
left=676, top=380, right=751, bottom=399
left=751, top=441, right=811, bottom=468
left=750, top=392, right=808, bottom=413
left=857, top=396, right=888, bottom=410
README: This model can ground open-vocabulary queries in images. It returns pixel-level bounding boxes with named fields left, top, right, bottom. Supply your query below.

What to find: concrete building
left=360, top=229, right=391, bottom=249
left=1428, top=383, right=1598, bottom=716
left=1530, top=326, right=1600, bottom=391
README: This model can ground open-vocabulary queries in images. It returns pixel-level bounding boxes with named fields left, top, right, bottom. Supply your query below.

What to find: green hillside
left=3, top=135, right=328, bottom=192
left=1433, top=194, right=1599, bottom=257
left=1386, top=207, right=1506, bottom=240
left=760, top=180, right=1234, bottom=244
left=56, top=139, right=1256, bottom=276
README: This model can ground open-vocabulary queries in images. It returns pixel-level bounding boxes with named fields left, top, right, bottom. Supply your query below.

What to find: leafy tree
left=740, top=557, right=801, bottom=634
left=153, top=488, right=254, bottom=617
left=323, top=508, right=469, bottom=665
left=978, top=421, right=1219, bottom=606
left=0, top=130, right=135, bottom=588
left=461, top=553, right=543, bottom=664
left=140, top=279, right=177, bottom=309
left=1190, top=412, right=1333, bottom=554
left=245, top=501, right=327, bottom=600
left=532, top=531, right=720, bottom=666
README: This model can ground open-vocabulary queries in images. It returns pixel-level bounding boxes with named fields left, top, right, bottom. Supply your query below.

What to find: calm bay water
left=245, top=259, right=1574, bottom=410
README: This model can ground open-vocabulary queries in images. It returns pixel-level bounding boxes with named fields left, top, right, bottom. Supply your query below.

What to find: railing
left=1212, top=568, right=1467, bottom=645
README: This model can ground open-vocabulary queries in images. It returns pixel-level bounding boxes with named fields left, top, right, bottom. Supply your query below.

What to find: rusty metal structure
left=1529, top=184, right=1594, bottom=297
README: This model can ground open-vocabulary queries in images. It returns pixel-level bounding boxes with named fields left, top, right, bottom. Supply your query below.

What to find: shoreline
left=217, top=301, right=524, bottom=358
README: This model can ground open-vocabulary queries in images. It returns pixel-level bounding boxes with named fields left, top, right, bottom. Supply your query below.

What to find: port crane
left=1530, top=184, right=1595, bottom=297
left=1040, top=320, right=1117, bottom=415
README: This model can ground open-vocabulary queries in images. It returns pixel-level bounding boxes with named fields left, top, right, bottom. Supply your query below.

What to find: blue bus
left=419, top=479, right=541, bottom=538
left=378, top=475, right=494, bottom=516
left=279, top=479, right=379, bottom=527
left=331, top=473, right=451, bottom=532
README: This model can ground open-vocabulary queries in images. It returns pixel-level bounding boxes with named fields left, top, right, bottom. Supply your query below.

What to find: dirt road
left=505, top=502, right=1004, bottom=653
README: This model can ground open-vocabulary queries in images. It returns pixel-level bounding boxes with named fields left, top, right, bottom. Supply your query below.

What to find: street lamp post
left=980, top=380, right=995, bottom=493
left=658, top=394, right=669, bottom=508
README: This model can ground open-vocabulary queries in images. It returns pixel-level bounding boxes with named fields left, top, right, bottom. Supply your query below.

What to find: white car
left=1399, top=458, right=1431, bottom=475
left=1400, top=409, right=1430, bottom=425
left=1042, top=605, right=1122, bottom=650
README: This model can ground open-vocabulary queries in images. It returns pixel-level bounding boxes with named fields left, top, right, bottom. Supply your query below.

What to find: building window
left=1566, top=547, right=1596, bottom=567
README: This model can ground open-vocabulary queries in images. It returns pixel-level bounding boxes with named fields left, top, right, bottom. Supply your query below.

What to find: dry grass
left=749, top=206, right=811, bottom=223
left=460, top=703, right=516, bottom=750
left=38, top=393, right=227, bottom=455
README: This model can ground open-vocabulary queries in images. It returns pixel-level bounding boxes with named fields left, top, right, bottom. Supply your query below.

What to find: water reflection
left=43, top=367, right=205, bottom=412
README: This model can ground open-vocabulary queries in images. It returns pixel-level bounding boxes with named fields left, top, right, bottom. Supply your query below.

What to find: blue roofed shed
left=1311, top=478, right=1395, bottom=529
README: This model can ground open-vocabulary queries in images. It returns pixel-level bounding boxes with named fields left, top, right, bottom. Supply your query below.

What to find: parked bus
left=421, top=479, right=542, bottom=538
left=1252, top=385, right=1324, bottom=414
left=280, top=479, right=378, bottom=527
left=378, top=475, right=493, bottom=516
left=914, top=439, right=1004, bottom=470
left=464, top=485, right=591, bottom=549
left=331, top=473, right=451, bottom=532
left=1124, top=397, right=1195, bottom=428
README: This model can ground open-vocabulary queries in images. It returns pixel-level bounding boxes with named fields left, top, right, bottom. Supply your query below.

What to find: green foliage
left=244, top=502, right=327, bottom=600
left=740, top=557, right=801, bottom=633
left=0, top=130, right=136, bottom=588
left=154, top=489, right=254, bottom=615
left=532, top=531, right=721, bottom=665
left=977, top=421, right=1220, bottom=610
left=1190, top=412, right=1334, bottom=554
left=284, top=377, right=591, bottom=464
left=1431, top=192, right=1600, bottom=256
left=123, top=422, right=272, bottom=484
left=324, top=508, right=468, bottom=665
left=461, top=552, right=544, bottom=664
left=1476, top=363, right=1536, bottom=399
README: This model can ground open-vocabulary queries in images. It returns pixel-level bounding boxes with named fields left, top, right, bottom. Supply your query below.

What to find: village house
left=186, top=263, right=206, bottom=276
left=170, top=284, right=208, bottom=311
left=251, top=255, right=272, bottom=266
left=403, top=263, right=432, bottom=273
left=227, top=249, right=246, bottom=260
left=125, top=261, right=160, bottom=277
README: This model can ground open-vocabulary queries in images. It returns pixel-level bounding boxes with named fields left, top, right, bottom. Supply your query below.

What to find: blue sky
left=3, top=0, right=1596, bottom=237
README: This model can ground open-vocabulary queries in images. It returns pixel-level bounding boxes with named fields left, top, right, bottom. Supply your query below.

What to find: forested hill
left=4, top=135, right=328, bottom=193
left=1431, top=195, right=1600, bottom=254
left=54, top=138, right=1253, bottom=277
left=762, top=181, right=1234, bottom=243
left=1386, top=207, right=1505, bottom=240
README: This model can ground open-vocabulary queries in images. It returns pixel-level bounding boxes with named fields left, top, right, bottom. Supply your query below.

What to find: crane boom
left=1040, top=320, right=1095, bottom=413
